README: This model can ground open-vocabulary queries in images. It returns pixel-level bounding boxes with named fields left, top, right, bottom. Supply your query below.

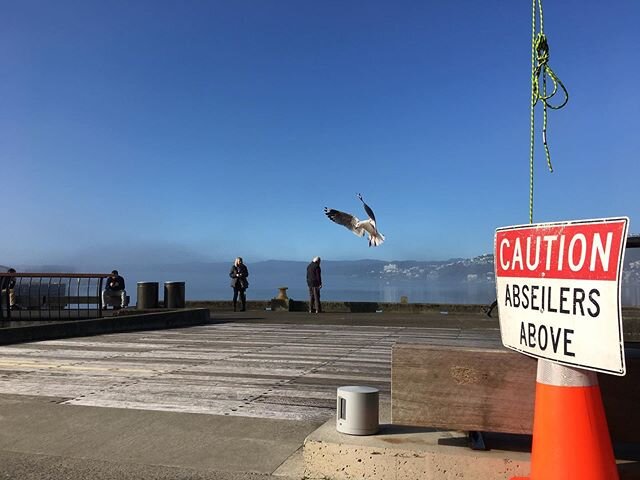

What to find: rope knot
left=535, top=33, right=550, bottom=66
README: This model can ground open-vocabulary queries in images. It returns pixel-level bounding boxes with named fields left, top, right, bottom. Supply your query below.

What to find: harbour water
left=122, top=269, right=640, bottom=306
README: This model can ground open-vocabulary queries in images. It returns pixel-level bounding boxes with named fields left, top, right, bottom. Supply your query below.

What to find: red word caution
left=496, top=221, right=625, bottom=280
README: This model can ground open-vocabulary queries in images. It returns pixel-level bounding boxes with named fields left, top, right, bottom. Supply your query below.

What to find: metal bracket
left=468, top=431, right=487, bottom=450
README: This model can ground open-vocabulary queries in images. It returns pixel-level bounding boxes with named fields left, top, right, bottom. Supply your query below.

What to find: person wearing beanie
left=306, top=257, right=322, bottom=314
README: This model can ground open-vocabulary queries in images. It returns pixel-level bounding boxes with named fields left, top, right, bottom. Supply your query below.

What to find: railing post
left=98, top=277, right=104, bottom=318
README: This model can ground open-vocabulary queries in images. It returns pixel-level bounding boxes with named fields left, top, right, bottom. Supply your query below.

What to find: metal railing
left=0, top=273, right=111, bottom=321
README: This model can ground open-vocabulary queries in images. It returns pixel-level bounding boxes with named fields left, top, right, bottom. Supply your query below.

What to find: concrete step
left=303, top=418, right=531, bottom=479
left=302, top=407, right=640, bottom=479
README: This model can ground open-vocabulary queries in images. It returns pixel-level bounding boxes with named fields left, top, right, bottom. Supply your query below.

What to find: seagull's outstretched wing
left=324, top=208, right=364, bottom=237
left=357, top=193, right=376, bottom=222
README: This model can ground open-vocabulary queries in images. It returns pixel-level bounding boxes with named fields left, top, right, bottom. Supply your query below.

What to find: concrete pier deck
left=0, top=310, right=635, bottom=479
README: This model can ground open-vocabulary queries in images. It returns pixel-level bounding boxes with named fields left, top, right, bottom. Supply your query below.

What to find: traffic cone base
left=512, top=360, right=619, bottom=480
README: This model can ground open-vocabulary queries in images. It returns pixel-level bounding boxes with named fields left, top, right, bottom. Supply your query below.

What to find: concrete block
left=270, top=298, right=289, bottom=311
left=303, top=417, right=531, bottom=480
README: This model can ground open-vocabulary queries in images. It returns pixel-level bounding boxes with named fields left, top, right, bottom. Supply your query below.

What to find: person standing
left=102, top=270, right=127, bottom=310
left=230, top=257, right=249, bottom=312
left=483, top=299, right=498, bottom=318
left=1, top=268, right=18, bottom=311
left=306, top=256, right=322, bottom=314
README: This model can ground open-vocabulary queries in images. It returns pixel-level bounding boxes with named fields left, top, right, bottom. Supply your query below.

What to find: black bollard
left=137, top=282, right=159, bottom=309
left=164, top=281, right=185, bottom=308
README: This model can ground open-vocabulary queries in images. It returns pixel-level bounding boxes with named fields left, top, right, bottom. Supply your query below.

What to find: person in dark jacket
left=306, top=256, right=322, bottom=314
left=1, top=268, right=17, bottom=310
left=230, top=257, right=249, bottom=312
left=102, top=270, right=127, bottom=309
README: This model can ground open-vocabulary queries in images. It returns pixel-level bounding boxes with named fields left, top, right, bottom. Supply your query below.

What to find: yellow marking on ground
left=0, top=360, right=156, bottom=374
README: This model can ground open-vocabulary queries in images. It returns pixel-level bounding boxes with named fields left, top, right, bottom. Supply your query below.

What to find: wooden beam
left=392, top=343, right=640, bottom=443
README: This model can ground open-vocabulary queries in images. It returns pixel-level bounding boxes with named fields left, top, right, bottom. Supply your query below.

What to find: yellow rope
left=529, top=0, right=568, bottom=223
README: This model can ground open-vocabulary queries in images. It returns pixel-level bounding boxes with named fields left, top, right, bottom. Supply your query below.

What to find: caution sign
left=495, top=217, right=629, bottom=375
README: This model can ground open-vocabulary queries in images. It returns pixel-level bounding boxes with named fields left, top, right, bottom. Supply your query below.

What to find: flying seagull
left=324, top=193, right=385, bottom=247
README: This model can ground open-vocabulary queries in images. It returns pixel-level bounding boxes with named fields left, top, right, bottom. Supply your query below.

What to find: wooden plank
left=392, top=343, right=640, bottom=444
left=600, top=348, right=640, bottom=444
left=392, top=344, right=536, bottom=434
left=0, top=323, right=404, bottom=422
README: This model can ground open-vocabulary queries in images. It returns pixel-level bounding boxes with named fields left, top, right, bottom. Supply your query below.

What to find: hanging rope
left=529, top=0, right=569, bottom=223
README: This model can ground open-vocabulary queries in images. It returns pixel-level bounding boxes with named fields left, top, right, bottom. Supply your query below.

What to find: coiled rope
left=529, top=0, right=569, bottom=223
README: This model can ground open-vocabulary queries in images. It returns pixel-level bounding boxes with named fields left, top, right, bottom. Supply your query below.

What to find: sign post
left=495, top=217, right=628, bottom=480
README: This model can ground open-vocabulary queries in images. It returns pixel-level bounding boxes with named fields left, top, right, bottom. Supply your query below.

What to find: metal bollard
left=137, top=282, right=159, bottom=309
left=164, top=281, right=185, bottom=308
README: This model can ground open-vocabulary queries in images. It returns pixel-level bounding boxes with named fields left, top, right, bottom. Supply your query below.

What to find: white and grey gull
left=324, top=193, right=385, bottom=247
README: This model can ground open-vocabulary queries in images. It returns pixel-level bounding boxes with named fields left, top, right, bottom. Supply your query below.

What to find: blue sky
left=1, top=0, right=639, bottom=266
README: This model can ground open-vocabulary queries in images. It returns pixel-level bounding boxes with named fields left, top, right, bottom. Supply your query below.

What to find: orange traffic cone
left=513, top=360, right=618, bottom=480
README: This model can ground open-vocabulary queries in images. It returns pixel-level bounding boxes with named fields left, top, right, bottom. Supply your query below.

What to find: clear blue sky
left=2, top=0, right=638, bottom=267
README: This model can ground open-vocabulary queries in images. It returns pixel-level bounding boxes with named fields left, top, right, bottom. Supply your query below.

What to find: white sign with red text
left=495, top=217, right=629, bottom=375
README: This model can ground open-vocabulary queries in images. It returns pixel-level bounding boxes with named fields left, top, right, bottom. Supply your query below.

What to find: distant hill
left=246, top=248, right=640, bottom=283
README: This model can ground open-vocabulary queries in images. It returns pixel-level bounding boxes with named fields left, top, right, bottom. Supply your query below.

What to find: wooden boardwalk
left=0, top=322, right=500, bottom=422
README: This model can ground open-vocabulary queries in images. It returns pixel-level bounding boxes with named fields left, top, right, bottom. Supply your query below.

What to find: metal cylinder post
left=164, top=281, right=185, bottom=308
left=137, top=282, right=159, bottom=309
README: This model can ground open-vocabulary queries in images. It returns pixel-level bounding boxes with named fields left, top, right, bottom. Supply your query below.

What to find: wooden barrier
left=392, top=342, right=640, bottom=444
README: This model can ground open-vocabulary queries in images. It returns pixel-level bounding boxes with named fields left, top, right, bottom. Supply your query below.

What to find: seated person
left=1, top=268, right=18, bottom=310
left=102, top=270, right=127, bottom=309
